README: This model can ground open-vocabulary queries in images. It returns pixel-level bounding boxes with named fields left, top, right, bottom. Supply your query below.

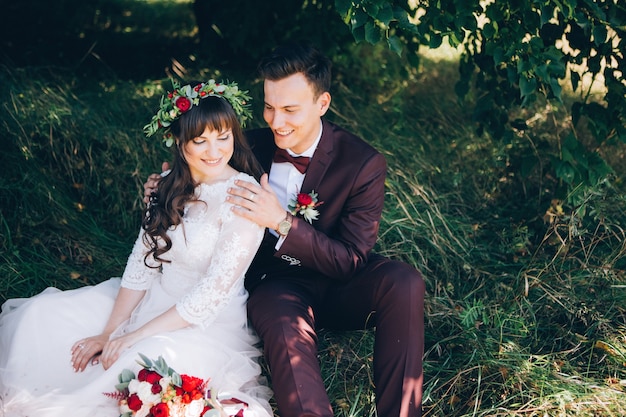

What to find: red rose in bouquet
left=138, top=369, right=162, bottom=384
left=126, top=393, right=143, bottom=411
left=181, top=374, right=205, bottom=393
left=151, top=402, right=169, bottom=417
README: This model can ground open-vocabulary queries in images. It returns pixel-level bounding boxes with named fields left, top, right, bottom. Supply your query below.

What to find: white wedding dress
left=0, top=173, right=273, bottom=417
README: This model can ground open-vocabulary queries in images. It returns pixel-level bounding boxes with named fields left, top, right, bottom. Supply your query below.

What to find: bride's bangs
left=184, top=97, right=238, bottom=141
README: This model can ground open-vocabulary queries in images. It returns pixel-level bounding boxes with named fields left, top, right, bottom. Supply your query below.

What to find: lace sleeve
left=120, top=229, right=161, bottom=291
left=176, top=206, right=264, bottom=326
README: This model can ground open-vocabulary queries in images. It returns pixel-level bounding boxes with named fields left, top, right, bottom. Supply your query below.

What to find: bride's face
left=183, top=125, right=234, bottom=184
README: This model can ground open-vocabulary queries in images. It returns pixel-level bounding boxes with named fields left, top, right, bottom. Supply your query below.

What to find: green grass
left=2, top=1, right=626, bottom=415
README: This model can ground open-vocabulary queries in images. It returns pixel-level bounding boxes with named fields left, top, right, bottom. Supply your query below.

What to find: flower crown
left=143, top=79, right=253, bottom=147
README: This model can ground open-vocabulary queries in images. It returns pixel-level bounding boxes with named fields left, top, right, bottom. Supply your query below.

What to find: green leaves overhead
left=335, top=0, right=626, bottom=194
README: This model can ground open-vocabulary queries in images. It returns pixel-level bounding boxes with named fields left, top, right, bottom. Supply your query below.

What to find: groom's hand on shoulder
left=142, top=161, right=170, bottom=204
left=228, top=173, right=286, bottom=230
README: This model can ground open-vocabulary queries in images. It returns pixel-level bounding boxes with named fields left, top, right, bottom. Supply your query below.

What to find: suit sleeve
left=275, top=151, right=386, bottom=280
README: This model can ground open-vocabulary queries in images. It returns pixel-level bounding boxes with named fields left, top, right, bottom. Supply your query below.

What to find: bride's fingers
left=91, top=353, right=101, bottom=366
left=101, top=343, right=119, bottom=370
left=71, top=340, right=87, bottom=370
left=74, top=349, right=93, bottom=372
left=71, top=340, right=102, bottom=372
left=71, top=340, right=85, bottom=354
left=101, top=349, right=119, bottom=370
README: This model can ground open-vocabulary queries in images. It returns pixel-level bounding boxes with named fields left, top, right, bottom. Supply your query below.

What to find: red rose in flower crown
left=288, top=190, right=323, bottom=223
left=174, top=96, right=192, bottom=112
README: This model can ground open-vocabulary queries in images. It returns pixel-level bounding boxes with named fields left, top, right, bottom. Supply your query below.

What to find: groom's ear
left=317, top=92, right=331, bottom=116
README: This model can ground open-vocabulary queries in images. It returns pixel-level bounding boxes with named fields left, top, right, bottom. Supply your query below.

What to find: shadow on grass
left=1, top=0, right=202, bottom=79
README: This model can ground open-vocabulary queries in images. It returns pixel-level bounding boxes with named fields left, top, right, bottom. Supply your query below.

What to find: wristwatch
left=276, top=212, right=292, bottom=237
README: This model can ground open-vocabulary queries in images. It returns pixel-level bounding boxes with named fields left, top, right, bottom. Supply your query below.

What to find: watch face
left=278, top=220, right=291, bottom=235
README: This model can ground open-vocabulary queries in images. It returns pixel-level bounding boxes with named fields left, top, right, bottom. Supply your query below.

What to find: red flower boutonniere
left=288, top=190, right=323, bottom=224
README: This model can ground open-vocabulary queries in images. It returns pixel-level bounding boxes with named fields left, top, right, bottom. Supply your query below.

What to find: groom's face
left=263, top=72, right=330, bottom=155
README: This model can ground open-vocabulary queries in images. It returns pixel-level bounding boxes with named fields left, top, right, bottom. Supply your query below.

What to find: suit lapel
left=301, top=119, right=334, bottom=192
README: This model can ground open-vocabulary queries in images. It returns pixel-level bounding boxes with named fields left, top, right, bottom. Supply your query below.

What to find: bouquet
left=106, top=353, right=247, bottom=417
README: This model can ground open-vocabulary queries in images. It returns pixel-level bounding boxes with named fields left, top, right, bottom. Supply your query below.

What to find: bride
left=0, top=79, right=273, bottom=417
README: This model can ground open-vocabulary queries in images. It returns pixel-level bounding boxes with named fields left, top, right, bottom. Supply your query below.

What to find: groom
left=146, top=42, right=425, bottom=417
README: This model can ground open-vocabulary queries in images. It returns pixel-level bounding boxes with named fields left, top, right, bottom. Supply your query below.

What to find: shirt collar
left=286, top=120, right=323, bottom=158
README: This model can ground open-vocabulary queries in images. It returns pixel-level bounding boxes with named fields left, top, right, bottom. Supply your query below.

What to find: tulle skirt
left=0, top=278, right=272, bottom=417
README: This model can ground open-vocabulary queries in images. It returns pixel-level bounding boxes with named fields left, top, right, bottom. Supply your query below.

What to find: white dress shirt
left=269, top=121, right=323, bottom=246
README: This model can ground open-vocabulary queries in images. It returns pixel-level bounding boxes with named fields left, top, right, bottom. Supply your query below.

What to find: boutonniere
left=288, top=190, right=324, bottom=224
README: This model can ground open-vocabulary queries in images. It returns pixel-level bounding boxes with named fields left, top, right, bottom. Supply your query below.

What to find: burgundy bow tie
left=273, top=148, right=311, bottom=174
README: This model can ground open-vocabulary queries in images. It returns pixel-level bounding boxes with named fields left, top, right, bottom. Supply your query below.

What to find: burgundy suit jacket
left=244, top=118, right=387, bottom=290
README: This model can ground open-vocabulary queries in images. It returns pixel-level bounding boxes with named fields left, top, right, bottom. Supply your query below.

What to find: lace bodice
left=120, top=172, right=264, bottom=326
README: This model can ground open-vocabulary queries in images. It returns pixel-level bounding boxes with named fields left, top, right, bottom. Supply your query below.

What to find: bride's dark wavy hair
left=142, top=93, right=263, bottom=266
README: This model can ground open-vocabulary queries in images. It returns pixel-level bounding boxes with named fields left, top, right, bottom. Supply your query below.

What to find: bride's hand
left=100, top=332, right=141, bottom=370
left=71, top=335, right=108, bottom=372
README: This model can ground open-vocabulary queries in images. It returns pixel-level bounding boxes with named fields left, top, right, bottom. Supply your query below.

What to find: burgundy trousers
left=247, top=254, right=425, bottom=417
